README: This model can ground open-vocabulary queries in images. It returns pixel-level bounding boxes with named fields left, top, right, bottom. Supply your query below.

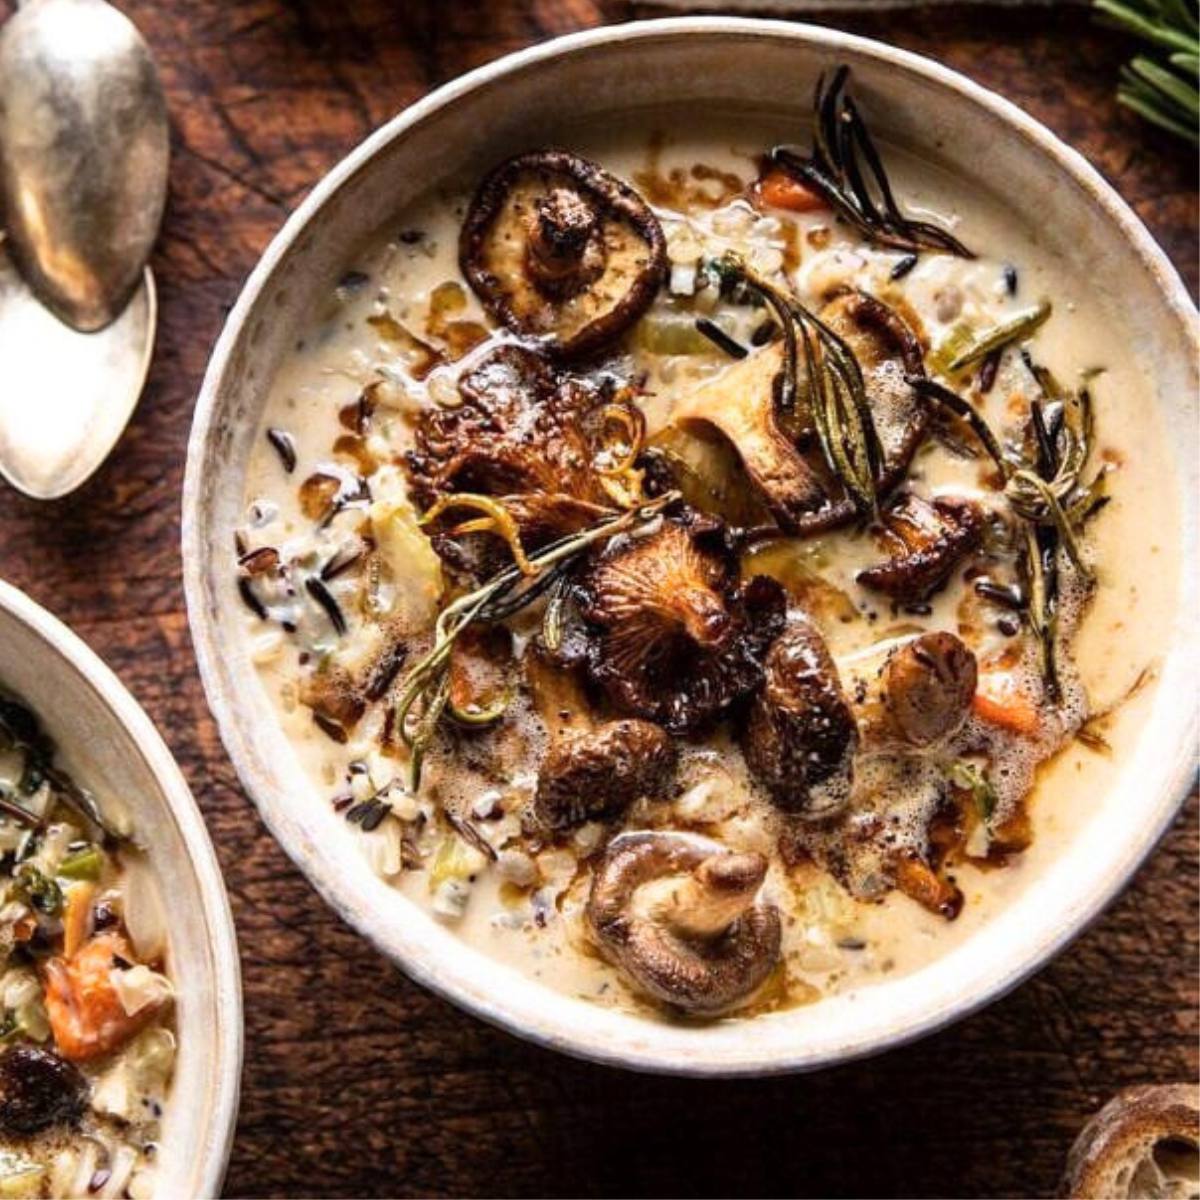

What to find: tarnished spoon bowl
left=0, top=0, right=168, bottom=332
left=0, top=246, right=155, bottom=499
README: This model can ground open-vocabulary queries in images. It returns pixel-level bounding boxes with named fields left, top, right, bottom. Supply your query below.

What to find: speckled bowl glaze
left=0, top=582, right=242, bottom=1193
left=183, top=19, right=1199, bottom=1075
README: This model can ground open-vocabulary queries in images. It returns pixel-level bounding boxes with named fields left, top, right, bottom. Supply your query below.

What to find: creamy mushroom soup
left=237, top=78, right=1180, bottom=1020
left=0, top=693, right=175, bottom=1197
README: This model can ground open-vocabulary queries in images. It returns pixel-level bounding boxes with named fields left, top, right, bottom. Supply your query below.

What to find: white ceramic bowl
left=0, top=582, right=242, bottom=1193
left=183, top=18, right=1199, bottom=1075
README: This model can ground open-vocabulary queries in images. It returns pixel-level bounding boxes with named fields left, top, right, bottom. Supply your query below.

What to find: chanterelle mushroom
left=577, top=517, right=786, bottom=733
left=741, top=617, right=859, bottom=816
left=460, top=150, right=667, bottom=357
left=858, top=492, right=984, bottom=602
left=587, top=832, right=781, bottom=1015
left=670, top=290, right=928, bottom=534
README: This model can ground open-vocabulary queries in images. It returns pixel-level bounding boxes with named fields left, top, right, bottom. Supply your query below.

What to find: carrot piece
left=42, top=932, right=160, bottom=1063
left=755, top=169, right=827, bottom=214
left=972, top=672, right=1040, bottom=736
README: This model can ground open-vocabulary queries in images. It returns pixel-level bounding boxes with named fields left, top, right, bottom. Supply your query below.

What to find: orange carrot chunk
left=42, top=932, right=162, bottom=1063
left=755, top=169, right=828, bottom=214
left=972, top=672, right=1040, bottom=736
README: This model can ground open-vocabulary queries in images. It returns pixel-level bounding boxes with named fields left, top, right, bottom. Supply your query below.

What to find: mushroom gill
left=587, top=832, right=781, bottom=1015
left=405, top=344, right=629, bottom=570
left=578, top=518, right=785, bottom=733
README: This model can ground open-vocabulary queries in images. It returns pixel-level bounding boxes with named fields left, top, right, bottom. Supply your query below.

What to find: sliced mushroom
left=0, top=1044, right=87, bottom=1136
left=533, top=719, right=677, bottom=833
left=841, top=631, right=978, bottom=751
left=587, top=832, right=781, bottom=1015
left=578, top=518, right=786, bottom=733
left=1062, top=1084, right=1200, bottom=1200
left=858, top=492, right=984, bottom=602
left=461, top=150, right=667, bottom=357
left=670, top=291, right=928, bottom=534
left=741, top=617, right=858, bottom=816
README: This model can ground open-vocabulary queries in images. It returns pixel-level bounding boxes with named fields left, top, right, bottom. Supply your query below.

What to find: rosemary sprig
left=1095, top=0, right=1200, bottom=144
left=911, top=366, right=1103, bottom=703
left=770, top=66, right=974, bottom=259
left=394, top=491, right=681, bottom=792
left=715, top=253, right=884, bottom=519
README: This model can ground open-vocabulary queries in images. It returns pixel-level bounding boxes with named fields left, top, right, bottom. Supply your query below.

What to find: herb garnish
left=712, top=253, right=884, bottom=519
left=769, top=67, right=974, bottom=259
left=394, top=491, right=681, bottom=792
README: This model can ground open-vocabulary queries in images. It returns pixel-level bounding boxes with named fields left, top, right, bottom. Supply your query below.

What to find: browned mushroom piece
left=857, top=492, right=984, bottom=602
left=587, top=832, right=782, bottom=1015
left=741, top=617, right=858, bottom=816
left=842, top=630, right=978, bottom=751
left=405, top=345, right=630, bottom=571
left=460, top=150, right=667, bottom=357
left=0, top=1045, right=87, bottom=1136
left=670, top=290, right=929, bottom=535
left=578, top=518, right=786, bottom=733
left=532, top=719, right=677, bottom=833
left=1061, top=1084, right=1200, bottom=1200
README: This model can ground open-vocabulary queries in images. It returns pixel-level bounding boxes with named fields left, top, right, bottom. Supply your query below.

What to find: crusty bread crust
left=1061, top=1083, right=1199, bottom=1199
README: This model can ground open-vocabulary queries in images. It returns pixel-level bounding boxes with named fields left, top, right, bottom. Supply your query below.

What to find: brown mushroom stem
left=588, top=833, right=781, bottom=1015
left=526, top=187, right=603, bottom=292
left=643, top=853, right=768, bottom=939
left=839, top=631, right=978, bottom=751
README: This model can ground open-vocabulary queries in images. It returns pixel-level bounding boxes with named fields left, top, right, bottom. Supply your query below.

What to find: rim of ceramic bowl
left=0, top=580, right=243, bottom=1192
left=183, top=17, right=1199, bottom=1076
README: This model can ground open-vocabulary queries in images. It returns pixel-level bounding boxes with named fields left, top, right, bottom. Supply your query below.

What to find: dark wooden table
left=0, top=2, right=1194, bottom=1196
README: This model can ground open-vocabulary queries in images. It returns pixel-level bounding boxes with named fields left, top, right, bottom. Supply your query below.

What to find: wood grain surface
left=0, top=2, right=1194, bottom=1196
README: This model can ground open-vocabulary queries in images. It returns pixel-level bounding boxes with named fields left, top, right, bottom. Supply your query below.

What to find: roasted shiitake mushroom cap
left=858, top=491, right=984, bottom=602
left=741, top=617, right=858, bottom=816
left=587, top=832, right=782, bottom=1015
left=577, top=518, right=786, bottom=734
left=460, top=150, right=667, bottom=358
left=532, top=718, right=677, bottom=833
left=0, top=1044, right=87, bottom=1136
left=671, top=290, right=928, bottom=535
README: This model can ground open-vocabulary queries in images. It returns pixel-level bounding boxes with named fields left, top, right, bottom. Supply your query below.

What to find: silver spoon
left=0, top=0, right=167, bottom=498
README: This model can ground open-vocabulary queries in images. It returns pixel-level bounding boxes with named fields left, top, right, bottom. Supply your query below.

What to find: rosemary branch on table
left=1095, top=0, right=1200, bottom=142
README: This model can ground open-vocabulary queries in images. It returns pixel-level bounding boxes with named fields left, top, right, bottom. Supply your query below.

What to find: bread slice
left=1062, top=1083, right=1199, bottom=1198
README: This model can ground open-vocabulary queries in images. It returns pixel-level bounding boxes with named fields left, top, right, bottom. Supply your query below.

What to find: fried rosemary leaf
left=769, top=66, right=973, bottom=259
left=910, top=370, right=1103, bottom=703
left=715, top=253, right=884, bottom=519
left=394, top=491, right=681, bottom=792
